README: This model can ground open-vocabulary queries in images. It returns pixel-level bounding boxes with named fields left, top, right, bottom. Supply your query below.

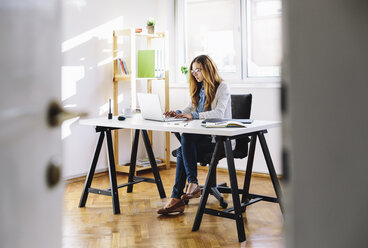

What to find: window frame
left=174, top=0, right=281, bottom=85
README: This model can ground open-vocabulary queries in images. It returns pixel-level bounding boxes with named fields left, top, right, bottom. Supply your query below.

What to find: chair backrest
left=197, top=94, right=253, bottom=165
left=231, top=94, right=252, bottom=119
left=230, top=94, right=252, bottom=159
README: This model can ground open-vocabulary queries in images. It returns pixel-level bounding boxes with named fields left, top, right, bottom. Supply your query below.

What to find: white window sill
left=170, top=78, right=281, bottom=89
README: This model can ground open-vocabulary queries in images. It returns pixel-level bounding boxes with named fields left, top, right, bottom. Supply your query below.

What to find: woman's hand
left=176, top=113, right=193, bottom=120
left=163, top=110, right=178, bottom=117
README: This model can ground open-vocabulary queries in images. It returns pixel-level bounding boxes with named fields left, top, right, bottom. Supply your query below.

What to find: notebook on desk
left=137, top=93, right=187, bottom=122
left=202, top=118, right=253, bottom=124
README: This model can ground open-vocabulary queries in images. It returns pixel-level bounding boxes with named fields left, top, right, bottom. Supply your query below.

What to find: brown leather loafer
left=181, top=183, right=201, bottom=200
left=157, top=199, right=185, bottom=215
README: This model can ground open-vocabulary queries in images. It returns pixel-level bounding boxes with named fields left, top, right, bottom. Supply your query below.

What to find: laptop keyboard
left=163, top=116, right=187, bottom=122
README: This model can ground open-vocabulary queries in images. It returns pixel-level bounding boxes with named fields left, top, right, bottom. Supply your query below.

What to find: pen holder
left=108, top=98, right=113, bottom=119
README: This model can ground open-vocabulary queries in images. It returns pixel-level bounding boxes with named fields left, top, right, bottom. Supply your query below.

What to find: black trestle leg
left=105, top=129, right=120, bottom=214
left=141, top=130, right=166, bottom=198
left=192, top=139, right=223, bottom=231
left=258, top=131, right=283, bottom=214
left=79, top=131, right=105, bottom=208
left=127, top=129, right=140, bottom=193
left=224, top=138, right=246, bottom=242
left=241, top=134, right=257, bottom=205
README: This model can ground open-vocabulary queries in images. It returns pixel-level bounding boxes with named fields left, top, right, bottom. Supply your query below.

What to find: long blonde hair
left=188, top=55, right=223, bottom=111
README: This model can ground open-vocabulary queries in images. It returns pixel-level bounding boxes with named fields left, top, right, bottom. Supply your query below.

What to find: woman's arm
left=182, top=101, right=194, bottom=114
left=198, top=82, right=231, bottom=119
left=164, top=102, right=194, bottom=118
left=175, top=102, right=195, bottom=119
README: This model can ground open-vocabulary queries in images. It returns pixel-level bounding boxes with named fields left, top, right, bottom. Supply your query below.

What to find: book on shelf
left=118, top=58, right=129, bottom=75
left=136, top=158, right=163, bottom=167
left=122, top=60, right=129, bottom=74
left=137, top=49, right=164, bottom=78
left=202, top=121, right=248, bottom=128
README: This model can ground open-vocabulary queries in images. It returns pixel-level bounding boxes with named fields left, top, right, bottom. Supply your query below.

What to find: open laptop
left=137, top=93, right=187, bottom=122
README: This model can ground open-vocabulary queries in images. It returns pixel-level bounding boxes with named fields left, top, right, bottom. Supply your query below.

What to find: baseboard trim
left=64, top=168, right=108, bottom=184
left=64, top=163, right=281, bottom=184
left=171, top=162, right=282, bottom=179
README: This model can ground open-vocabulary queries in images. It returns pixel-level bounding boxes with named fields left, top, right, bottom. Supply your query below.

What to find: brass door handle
left=46, top=160, right=61, bottom=188
left=47, top=101, right=87, bottom=127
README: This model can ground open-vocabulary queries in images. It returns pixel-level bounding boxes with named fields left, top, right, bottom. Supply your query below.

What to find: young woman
left=157, top=55, right=231, bottom=215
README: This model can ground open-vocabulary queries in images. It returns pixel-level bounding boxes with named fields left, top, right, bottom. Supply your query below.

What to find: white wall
left=61, top=0, right=282, bottom=178
left=61, top=0, right=173, bottom=179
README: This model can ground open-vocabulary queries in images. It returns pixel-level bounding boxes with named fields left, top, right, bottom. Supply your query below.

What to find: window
left=246, top=0, right=282, bottom=77
left=186, top=0, right=241, bottom=79
left=175, top=0, right=282, bottom=82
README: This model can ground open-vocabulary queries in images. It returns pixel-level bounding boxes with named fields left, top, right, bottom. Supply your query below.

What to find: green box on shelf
left=138, top=50, right=155, bottom=78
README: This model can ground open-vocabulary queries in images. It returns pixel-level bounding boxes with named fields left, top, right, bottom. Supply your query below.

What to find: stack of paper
left=203, top=121, right=247, bottom=128
left=136, top=158, right=162, bottom=167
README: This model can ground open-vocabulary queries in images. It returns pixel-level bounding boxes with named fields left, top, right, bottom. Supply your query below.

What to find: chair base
left=184, top=182, right=228, bottom=209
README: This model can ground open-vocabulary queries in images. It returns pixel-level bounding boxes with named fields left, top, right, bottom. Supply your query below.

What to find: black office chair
left=172, top=94, right=252, bottom=208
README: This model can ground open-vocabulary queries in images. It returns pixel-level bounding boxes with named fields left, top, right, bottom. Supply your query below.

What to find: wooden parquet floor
left=63, top=167, right=284, bottom=248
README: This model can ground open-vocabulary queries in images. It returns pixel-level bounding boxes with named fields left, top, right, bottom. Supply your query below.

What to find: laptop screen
left=137, top=93, right=164, bottom=121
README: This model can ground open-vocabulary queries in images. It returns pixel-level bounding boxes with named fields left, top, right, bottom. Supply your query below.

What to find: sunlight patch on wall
left=61, top=116, right=79, bottom=140
left=61, top=66, right=85, bottom=101
left=61, top=16, right=124, bottom=53
left=97, top=56, right=113, bottom=67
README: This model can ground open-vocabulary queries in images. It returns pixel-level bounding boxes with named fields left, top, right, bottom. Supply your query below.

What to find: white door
left=0, top=1, right=62, bottom=247
left=283, top=0, right=368, bottom=247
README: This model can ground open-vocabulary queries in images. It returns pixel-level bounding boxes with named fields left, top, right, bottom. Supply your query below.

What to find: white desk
left=80, top=114, right=280, bottom=136
left=79, top=115, right=282, bottom=242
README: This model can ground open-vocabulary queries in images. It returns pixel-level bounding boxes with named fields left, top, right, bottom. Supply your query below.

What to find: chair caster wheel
left=220, top=202, right=228, bottom=208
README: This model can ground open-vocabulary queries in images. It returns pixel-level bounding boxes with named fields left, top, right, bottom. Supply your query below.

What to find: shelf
left=114, top=75, right=131, bottom=82
left=114, top=75, right=166, bottom=82
left=116, top=162, right=167, bottom=173
left=135, top=33, right=165, bottom=39
left=136, top=77, right=166, bottom=80
left=114, top=29, right=165, bottom=39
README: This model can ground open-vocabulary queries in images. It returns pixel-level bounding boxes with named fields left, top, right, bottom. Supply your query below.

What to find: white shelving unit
left=112, top=28, right=170, bottom=173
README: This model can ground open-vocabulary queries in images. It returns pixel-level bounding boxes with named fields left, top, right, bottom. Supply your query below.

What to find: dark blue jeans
left=171, top=133, right=216, bottom=198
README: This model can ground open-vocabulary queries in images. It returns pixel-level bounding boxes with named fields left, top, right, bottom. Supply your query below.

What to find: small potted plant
left=181, top=66, right=189, bottom=82
left=146, top=17, right=155, bottom=34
